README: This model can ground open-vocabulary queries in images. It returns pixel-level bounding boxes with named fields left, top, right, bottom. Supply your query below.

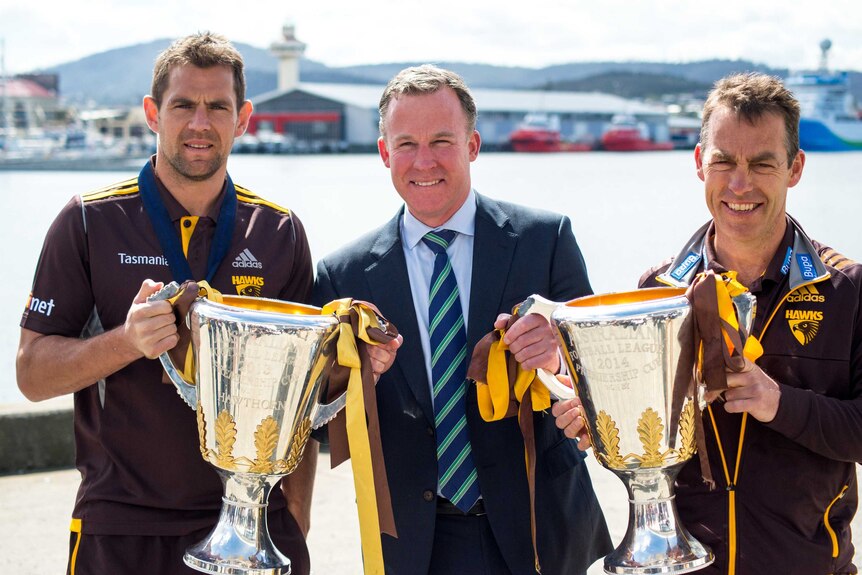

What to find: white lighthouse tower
left=270, top=23, right=306, bottom=92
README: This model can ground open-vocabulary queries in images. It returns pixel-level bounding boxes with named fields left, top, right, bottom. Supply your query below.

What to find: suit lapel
left=467, top=195, right=518, bottom=348
left=365, top=209, right=435, bottom=423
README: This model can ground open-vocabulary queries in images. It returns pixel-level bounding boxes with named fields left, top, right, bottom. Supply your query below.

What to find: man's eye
left=711, top=160, right=732, bottom=169
left=752, top=163, right=777, bottom=173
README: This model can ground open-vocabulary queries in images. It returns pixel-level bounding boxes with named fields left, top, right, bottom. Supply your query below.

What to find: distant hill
left=43, top=39, right=368, bottom=106
left=37, top=41, right=862, bottom=107
left=541, top=71, right=713, bottom=99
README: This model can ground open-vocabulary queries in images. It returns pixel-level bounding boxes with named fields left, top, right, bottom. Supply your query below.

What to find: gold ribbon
left=469, top=319, right=550, bottom=573
left=712, top=272, right=763, bottom=363
left=476, top=330, right=551, bottom=421
left=320, top=298, right=398, bottom=575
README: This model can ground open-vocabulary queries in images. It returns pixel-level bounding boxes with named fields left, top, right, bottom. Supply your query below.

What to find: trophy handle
left=515, top=293, right=559, bottom=322
left=310, top=391, right=347, bottom=430
left=515, top=294, right=577, bottom=401
left=148, top=282, right=198, bottom=409
left=535, top=369, right=576, bottom=401
left=731, top=291, right=757, bottom=335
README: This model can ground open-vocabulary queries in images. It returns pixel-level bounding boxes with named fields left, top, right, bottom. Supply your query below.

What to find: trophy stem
left=184, top=471, right=291, bottom=575
left=603, top=465, right=713, bottom=575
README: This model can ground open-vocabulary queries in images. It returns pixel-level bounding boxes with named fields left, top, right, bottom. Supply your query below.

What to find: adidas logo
left=786, top=284, right=825, bottom=303
left=232, top=248, right=263, bottom=269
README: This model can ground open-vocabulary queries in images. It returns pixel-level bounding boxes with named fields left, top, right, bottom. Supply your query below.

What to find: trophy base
left=184, top=472, right=292, bottom=575
left=603, top=468, right=714, bottom=575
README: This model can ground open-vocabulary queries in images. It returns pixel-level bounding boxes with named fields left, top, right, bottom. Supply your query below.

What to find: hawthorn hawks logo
left=232, top=275, right=264, bottom=297
left=785, top=285, right=824, bottom=346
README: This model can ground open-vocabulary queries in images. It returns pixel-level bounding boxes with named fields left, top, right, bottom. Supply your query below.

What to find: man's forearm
left=16, top=327, right=142, bottom=401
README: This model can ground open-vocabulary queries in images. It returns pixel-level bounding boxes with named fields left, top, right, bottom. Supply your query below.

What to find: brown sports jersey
left=21, top=162, right=313, bottom=535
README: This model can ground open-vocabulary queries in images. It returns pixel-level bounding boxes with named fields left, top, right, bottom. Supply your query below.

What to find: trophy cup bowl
left=520, top=287, right=754, bottom=575
left=154, top=285, right=345, bottom=575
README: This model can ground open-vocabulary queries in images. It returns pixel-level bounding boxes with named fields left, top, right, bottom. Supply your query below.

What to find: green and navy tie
left=422, top=229, right=480, bottom=512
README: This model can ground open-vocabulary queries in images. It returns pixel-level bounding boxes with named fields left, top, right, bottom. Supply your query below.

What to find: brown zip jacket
left=640, top=215, right=861, bottom=575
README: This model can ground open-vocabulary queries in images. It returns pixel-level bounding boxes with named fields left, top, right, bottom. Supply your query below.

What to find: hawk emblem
left=789, top=319, right=820, bottom=345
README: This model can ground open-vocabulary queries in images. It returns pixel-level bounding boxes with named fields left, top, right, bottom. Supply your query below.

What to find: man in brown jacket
left=554, top=73, right=861, bottom=574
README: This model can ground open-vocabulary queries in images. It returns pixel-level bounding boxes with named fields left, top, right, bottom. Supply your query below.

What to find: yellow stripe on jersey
left=81, top=178, right=140, bottom=202
left=820, top=248, right=856, bottom=270
left=235, top=185, right=292, bottom=215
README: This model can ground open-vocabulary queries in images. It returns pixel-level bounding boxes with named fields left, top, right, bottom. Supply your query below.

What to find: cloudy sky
left=2, top=0, right=860, bottom=74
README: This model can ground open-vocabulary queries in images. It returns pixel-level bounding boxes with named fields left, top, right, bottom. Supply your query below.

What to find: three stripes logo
left=232, top=248, right=263, bottom=269
left=785, top=285, right=824, bottom=346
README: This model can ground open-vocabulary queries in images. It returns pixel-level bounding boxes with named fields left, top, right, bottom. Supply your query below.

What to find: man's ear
left=378, top=137, right=391, bottom=168
left=235, top=100, right=253, bottom=137
left=143, top=96, right=160, bottom=134
left=694, top=143, right=706, bottom=182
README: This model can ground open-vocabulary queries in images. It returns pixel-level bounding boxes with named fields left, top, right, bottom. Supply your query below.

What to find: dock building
left=245, top=25, right=673, bottom=152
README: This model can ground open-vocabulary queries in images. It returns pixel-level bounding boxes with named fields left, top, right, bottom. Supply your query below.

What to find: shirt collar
left=402, top=190, right=477, bottom=249
left=151, top=156, right=226, bottom=222
left=699, top=217, right=801, bottom=291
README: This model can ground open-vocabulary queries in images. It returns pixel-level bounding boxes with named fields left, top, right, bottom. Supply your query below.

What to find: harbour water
left=2, top=150, right=861, bottom=404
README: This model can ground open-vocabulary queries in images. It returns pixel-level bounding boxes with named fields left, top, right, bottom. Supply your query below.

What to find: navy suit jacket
left=314, top=194, right=612, bottom=574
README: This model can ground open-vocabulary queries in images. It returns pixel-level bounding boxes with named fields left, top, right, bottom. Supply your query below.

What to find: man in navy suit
left=314, top=65, right=611, bottom=574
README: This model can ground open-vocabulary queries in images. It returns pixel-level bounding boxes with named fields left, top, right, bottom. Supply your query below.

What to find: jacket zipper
left=708, top=279, right=825, bottom=574
left=824, top=484, right=850, bottom=558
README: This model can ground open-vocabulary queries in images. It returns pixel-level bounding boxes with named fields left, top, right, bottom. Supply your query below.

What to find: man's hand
left=723, top=359, right=781, bottom=422
left=494, top=313, right=560, bottom=373
left=123, top=280, right=180, bottom=359
left=367, top=334, right=403, bottom=382
left=551, top=392, right=592, bottom=451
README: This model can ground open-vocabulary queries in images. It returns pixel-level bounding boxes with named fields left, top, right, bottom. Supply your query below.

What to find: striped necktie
left=422, top=229, right=480, bottom=512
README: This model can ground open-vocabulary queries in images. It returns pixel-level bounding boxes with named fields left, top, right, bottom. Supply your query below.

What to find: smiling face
left=378, top=87, right=480, bottom=228
left=144, top=64, right=251, bottom=185
left=696, top=105, right=805, bottom=258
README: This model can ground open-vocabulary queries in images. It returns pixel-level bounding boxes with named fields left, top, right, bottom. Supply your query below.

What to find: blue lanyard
left=138, top=161, right=236, bottom=283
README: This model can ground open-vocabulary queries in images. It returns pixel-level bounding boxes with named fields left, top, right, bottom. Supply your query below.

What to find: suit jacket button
left=423, top=490, right=434, bottom=502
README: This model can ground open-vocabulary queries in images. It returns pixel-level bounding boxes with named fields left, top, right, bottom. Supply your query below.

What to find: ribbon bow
left=672, top=270, right=763, bottom=488
left=320, top=298, right=399, bottom=575
left=467, top=315, right=551, bottom=573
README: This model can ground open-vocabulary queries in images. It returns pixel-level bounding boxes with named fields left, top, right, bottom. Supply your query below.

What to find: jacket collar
left=657, top=214, right=829, bottom=291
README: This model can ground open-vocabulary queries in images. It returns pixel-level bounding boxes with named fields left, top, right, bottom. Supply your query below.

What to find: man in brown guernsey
left=554, top=73, right=861, bottom=574
left=16, top=33, right=318, bottom=575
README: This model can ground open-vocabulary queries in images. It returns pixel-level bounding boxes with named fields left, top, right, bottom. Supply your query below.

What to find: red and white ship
left=600, top=115, right=674, bottom=152
left=508, top=114, right=593, bottom=153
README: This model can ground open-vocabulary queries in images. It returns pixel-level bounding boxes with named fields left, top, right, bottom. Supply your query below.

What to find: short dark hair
left=378, top=65, right=477, bottom=136
left=700, top=72, right=800, bottom=164
left=151, top=32, right=246, bottom=108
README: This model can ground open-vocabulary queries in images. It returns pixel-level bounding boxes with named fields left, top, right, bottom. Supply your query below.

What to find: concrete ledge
left=0, top=398, right=74, bottom=475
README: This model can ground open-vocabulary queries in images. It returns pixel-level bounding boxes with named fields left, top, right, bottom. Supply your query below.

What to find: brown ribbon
left=467, top=315, right=543, bottom=573
left=325, top=303, right=399, bottom=538
left=670, top=271, right=753, bottom=489
left=161, top=279, right=200, bottom=384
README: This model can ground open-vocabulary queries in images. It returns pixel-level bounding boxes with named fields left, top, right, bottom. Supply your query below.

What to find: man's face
left=144, top=64, right=251, bottom=183
left=696, top=106, right=805, bottom=250
left=378, top=87, right=480, bottom=228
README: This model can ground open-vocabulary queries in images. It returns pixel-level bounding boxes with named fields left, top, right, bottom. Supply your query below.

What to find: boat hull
left=799, top=118, right=862, bottom=152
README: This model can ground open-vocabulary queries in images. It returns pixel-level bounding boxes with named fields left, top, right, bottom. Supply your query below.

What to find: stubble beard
left=164, top=148, right=225, bottom=183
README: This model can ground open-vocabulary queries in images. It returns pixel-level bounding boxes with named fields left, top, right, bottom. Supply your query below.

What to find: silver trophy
left=153, top=283, right=345, bottom=575
left=520, top=287, right=754, bottom=575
